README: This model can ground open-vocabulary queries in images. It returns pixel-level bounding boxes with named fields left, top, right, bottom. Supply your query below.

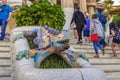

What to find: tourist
left=0, top=0, right=12, bottom=40
left=96, top=8, right=107, bottom=31
left=96, top=8, right=107, bottom=48
left=90, top=14, right=104, bottom=58
left=107, top=21, right=115, bottom=45
left=109, top=22, right=120, bottom=57
left=83, top=12, right=90, bottom=44
left=71, top=6, right=86, bottom=44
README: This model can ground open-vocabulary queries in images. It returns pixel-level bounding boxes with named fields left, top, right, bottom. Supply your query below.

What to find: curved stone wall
left=12, top=26, right=107, bottom=80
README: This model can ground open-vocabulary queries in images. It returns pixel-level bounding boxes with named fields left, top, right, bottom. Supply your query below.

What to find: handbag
left=90, top=33, right=98, bottom=42
left=90, top=23, right=98, bottom=42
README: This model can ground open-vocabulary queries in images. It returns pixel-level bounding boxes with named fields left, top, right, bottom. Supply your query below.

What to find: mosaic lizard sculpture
left=15, top=25, right=88, bottom=68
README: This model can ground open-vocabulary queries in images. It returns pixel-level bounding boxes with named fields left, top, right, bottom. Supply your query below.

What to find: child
left=83, top=12, right=90, bottom=43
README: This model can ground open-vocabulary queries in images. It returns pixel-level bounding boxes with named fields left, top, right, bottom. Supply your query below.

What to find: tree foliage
left=13, top=0, right=65, bottom=30
left=104, top=0, right=114, bottom=14
left=113, top=15, right=120, bottom=28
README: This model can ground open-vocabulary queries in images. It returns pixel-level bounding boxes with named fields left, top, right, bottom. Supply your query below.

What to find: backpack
left=115, top=28, right=120, bottom=41
left=99, top=14, right=107, bottom=24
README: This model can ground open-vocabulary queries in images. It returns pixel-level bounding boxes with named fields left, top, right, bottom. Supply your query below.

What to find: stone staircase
left=70, top=34, right=120, bottom=80
left=0, top=30, right=119, bottom=80
left=0, top=41, right=13, bottom=80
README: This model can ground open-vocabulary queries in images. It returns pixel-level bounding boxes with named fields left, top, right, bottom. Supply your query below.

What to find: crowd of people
left=70, top=6, right=120, bottom=58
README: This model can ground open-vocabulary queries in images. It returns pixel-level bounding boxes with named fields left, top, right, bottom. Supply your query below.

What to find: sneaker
left=102, top=49, right=105, bottom=55
left=111, top=54, right=117, bottom=57
left=76, top=42, right=80, bottom=44
left=76, top=41, right=82, bottom=44
left=93, top=55, right=99, bottom=58
left=79, top=41, right=83, bottom=45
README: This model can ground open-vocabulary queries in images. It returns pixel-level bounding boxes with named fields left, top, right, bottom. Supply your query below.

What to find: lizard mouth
left=56, top=39, right=70, bottom=50
left=56, top=39, right=70, bottom=44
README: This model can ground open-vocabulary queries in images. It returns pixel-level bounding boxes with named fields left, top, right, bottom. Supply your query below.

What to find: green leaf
left=13, top=0, right=65, bottom=30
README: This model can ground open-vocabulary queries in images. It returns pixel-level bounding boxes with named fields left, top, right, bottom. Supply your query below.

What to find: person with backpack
left=109, top=22, right=120, bottom=57
left=97, top=8, right=107, bottom=48
left=71, top=6, right=86, bottom=44
left=97, top=8, right=107, bottom=31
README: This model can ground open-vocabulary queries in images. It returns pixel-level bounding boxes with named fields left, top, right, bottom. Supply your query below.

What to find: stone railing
left=11, top=26, right=107, bottom=80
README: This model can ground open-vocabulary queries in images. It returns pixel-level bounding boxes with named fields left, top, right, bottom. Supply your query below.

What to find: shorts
left=113, top=38, right=120, bottom=43
left=83, top=30, right=90, bottom=37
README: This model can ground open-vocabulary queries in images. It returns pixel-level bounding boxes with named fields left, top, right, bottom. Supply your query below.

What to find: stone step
left=72, top=45, right=119, bottom=50
left=0, top=60, right=12, bottom=67
left=0, top=71, right=12, bottom=77
left=0, top=77, right=13, bottom=80
left=70, top=42, right=93, bottom=45
left=0, top=72, right=12, bottom=77
left=0, top=67, right=13, bottom=71
left=0, top=47, right=11, bottom=52
left=106, top=72, right=120, bottom=80
left=0, top=52, right=11, bottom=54
left=70, top=40, right=77, bottom=42
left=106, top=72, right=120, bottom=76
left=0, top=53, right=12, bottom=59
left=75, top=49, right=120, bottom=54
left=89, top=58, right=120, bottom=65
left=93, top=65, right=120, bottom=72
left=0, top=41, right=10, bottom=47
left=86, top=53, right=120, bottom=59
left=107, top=76, right=120, bottom=80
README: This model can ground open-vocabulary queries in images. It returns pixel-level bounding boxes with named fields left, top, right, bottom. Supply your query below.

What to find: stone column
left=62, top=0, right=73, bottom=8
left=79, top=0, right=87, bottom=12
left=88, top=6, right=95, bottom=19
left=62, top=0, right=74, bottom=30
left=87, top=0, right=96, bottom=18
